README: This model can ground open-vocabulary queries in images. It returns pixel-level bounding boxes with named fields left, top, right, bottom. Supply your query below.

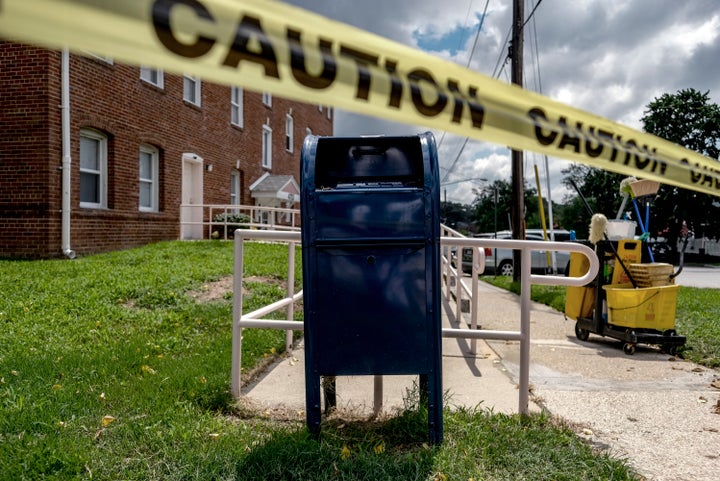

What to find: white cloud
left=286, top=0, right=720, bottom=206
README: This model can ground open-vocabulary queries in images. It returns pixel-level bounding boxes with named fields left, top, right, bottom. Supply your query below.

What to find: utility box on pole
left=300, top=132, right=443, bottom=444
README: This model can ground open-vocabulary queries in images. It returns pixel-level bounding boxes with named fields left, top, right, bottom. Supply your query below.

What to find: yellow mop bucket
left=602, top=284, right=680, bottom=331
left=565, top=251, right=595, bottom=320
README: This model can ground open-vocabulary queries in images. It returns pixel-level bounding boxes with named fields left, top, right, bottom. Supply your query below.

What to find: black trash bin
left=300, top=132, right=443, bottom=444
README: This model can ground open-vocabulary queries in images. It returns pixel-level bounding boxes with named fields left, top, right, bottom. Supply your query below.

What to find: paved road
left=674, top=266, right=719, bottom=288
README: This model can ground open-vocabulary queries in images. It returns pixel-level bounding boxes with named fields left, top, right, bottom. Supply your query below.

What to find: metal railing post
left=286, top=241, right=296, bottom=352
left=231, top=233, right=245, bottom=397
left=469, top=247, right=479, bottom=354
left=518, top=248, right=532, bottom=415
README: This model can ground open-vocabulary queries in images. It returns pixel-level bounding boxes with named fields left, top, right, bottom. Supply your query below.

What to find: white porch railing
left=179, top=204, right=301, bottom=240
left=231, top=228, right=599, bottom=415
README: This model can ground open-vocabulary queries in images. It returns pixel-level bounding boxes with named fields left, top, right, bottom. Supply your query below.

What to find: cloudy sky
left=285, top=0, right=720, bottom=205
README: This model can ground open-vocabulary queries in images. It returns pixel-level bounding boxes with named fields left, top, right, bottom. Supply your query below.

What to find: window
left=140, top=66, right=164, bottom=88
left=139, top=144, right=159, bottom=212
left=262, top=92, right=272, bottom=107
left=79, top=129, right=107, bottom=209
left=327, top=107, right=332, bottom=120
left=285, top=113, right=294, bottom=153
left=231, top=86, right=243, bottom=127
left=83, top=51, right=113, bottom=64
left=183, top=74, right=201, bottom=106
left=262, top=125, right=272, bottom=169
left=230, top=170, right=241, bottom=205
left=318, top=104, right=322, bottom=112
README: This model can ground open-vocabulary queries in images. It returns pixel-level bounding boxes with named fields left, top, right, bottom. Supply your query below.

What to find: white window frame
left=230, top=170, right=241, bottom=205
left=140, top=66, right=164, bottom=89
left=79, top=129, right=108, bottom=209
left=262, top=125, right=272, bottom=169
left=262, top=92, right=272, bottom=107
left=139, top=144, right=159, bottom=212
left=327, top=107, right=332, bottom=120
left=83, top=51, right=113, bottom=64
left=285, top=113, right=294, bottom=153
left=231, top=86, right=244, bottom=127
left=183, top=74, right=201, bottom=106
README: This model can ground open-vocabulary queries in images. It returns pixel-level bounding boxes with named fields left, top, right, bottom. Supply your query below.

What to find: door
left=181, top=153, right=204, bottom=239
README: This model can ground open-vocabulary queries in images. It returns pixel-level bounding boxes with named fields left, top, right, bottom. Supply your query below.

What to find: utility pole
left=511, top=0, right=525, bottom=282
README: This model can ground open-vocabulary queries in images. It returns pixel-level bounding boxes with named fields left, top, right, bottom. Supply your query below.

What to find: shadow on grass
left=236, top=408, right=437, bottom=481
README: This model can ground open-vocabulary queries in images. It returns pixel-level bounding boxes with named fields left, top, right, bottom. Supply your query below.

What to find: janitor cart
left=565, top=239, right=686, bottom=355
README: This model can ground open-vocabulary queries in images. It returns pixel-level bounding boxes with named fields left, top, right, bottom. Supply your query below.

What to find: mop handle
left=632, top=198, right=655, bottom=262
left=569, top=179, right=639, bottom=288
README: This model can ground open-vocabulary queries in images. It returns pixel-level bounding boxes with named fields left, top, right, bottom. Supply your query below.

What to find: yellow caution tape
left=1, top=0, right=719, bottom=197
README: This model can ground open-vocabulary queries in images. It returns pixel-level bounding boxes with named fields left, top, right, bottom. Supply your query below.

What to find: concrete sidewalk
left=242, top=292, right=531, bottom=416
left=242, top=278, right=720, bottom=481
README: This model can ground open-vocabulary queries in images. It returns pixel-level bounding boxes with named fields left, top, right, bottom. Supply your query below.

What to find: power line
left=522, top=0, right=544, bottom=30
left=448, top=0, right=545, bottom=188
left=439, top=0, right=491, bottom=184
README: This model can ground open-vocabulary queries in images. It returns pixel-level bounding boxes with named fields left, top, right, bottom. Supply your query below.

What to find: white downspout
left=61, top=48, right=76, bottom=259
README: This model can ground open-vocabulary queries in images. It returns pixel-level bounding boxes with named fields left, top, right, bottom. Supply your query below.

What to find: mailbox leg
left=428, top=371, right=443, bottom=445
left=306, top=372, right=322, bottom=436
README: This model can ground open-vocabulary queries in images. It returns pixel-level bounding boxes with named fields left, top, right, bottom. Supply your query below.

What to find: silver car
left=459, top=229, right=573, bottom=276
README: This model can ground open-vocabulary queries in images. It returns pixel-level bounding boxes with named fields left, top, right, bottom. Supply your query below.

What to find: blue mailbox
left=300, top=132, right=443, bottom=444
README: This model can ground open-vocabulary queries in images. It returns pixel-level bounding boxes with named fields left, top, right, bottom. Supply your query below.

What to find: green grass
left=0, top=241, right=638, bottom=480
left=483, top=275, right=720, bottom=367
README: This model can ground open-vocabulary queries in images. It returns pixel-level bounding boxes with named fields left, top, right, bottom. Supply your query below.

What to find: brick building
left=0, top=42, right=332, bottom=258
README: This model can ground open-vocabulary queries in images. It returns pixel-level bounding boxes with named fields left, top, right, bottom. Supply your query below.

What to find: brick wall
left=0, top=43, right=332, bottom=258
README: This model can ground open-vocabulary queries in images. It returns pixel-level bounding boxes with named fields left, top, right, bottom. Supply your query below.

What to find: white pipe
left=238, top=319, right=303, bottom=330
left=231, top=235, right=244, bottom=397
left=61, top=48, right=75, bottom=259
left=285, top=241, right=296, bottom=352
left=518, top=248, right=532, bottom=414
left=242, top=292, right=303, bottom=320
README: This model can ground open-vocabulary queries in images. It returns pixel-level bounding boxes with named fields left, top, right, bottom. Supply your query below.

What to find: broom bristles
left=589, top=213, right=608, bottom=244
left=630, top=179, right=660, bottom=198
left=619, top=176, right=637, bottom=195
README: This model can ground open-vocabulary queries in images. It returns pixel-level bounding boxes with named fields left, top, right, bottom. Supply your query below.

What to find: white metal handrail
left=180, top=204, right=301, bottom=241
left=231, top=229, right=599, bottom=415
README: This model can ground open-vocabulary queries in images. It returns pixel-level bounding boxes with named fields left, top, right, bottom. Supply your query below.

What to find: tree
left=471, top=179, right=538, bottom=234
left=641, top=88, right=720, bottom=251
left=559, top=88, right=720, bottom=247
left=562, top=164, right=625, bottom=213
left=441, top=200, right=474, bottom=232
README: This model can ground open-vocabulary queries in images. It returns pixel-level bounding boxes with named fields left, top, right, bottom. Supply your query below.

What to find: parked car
left=456, top=229, right=572, bottom=276
left=643, top=241, right=678, bottom=265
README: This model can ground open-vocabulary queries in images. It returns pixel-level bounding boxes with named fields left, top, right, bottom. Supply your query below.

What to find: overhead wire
left=440, top=0, right=492, bottom=184
left=443, top=0, right=547, bottom=203
left=439, top=0, right=492, bottom=183
left=435, top=0, right=481, bottom=156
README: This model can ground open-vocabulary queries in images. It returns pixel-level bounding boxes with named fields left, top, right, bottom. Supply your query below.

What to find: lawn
left=1, top=241, right=638, bottom=480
